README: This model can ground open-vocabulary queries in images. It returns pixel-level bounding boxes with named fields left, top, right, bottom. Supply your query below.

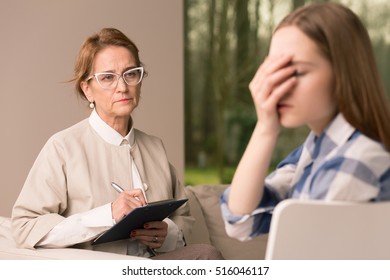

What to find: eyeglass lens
left=95, top=68, right=143, bottom=89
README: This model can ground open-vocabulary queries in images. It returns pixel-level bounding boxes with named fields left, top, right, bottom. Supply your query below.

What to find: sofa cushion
left=186, top=185, right=268, bottom=260
left=184, top=187, right=212, bottom=245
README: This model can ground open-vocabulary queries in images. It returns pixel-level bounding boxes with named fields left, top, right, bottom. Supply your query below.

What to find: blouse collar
left=88, top=109, right=135, bottom=146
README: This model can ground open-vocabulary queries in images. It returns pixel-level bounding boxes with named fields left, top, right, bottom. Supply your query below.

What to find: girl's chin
left=280, top=117, right=305, bottom=129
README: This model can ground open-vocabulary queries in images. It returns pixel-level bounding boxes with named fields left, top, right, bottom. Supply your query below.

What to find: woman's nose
left=116, top=76, right=128, bottom=91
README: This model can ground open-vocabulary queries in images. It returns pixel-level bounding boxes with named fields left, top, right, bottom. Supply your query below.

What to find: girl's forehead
left=269, top=26, right=324, bottom=64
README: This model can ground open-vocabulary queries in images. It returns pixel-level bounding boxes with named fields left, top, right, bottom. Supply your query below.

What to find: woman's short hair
left=72, top=28, right=145, bottom=99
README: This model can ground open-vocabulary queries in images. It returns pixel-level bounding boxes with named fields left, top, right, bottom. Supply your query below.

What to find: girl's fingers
left=250, top=55, right=295, bottom=102
left=247, top=54, right=297, bottom=132
left=264, top=76, right=297, bottom=109
left=250, top=65, right=296, bottom=111
left=252, top=54, right=293, bottom=83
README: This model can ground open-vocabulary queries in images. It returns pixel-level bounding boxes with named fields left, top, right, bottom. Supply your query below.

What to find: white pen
left=111, top=182, right=148, bottom=203
left=111, top=182, right=124, bottom=193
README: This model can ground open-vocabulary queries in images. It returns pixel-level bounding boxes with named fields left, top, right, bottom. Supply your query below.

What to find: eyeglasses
left=86, top=67, right=144, bottom=89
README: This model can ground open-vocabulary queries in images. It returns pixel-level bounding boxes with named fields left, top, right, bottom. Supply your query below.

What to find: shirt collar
left=88, top=109, right=135, bottom=146
left=305, top=113, right=356, bottom=159
left=322, top=113, right=356, bottom=146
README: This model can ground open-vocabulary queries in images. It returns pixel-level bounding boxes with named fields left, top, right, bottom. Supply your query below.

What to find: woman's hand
left=130, top=221, right=168, bottom=249
left=249, top=54, right=297, bottom=134
left=111, top=189, right=147, bottom=223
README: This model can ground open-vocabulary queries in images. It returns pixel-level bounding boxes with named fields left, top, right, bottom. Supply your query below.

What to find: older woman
left=12, top=28, right=222, bottom=260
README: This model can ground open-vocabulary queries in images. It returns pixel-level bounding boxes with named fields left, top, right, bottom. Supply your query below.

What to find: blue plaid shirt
left=220, top=114, right=390, bottom=240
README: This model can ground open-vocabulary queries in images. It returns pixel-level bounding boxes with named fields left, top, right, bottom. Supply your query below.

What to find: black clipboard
left=92, top=198, right=188, bottom=245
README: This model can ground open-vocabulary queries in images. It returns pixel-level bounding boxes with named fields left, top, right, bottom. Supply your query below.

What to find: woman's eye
left=101, top=74, right=115, bottom=81
left=124, top=71, right=137, bottom=78
left=98, top=74, right=115, bottom=82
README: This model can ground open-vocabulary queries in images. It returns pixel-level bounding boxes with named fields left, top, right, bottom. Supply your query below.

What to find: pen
left=111, top=182, right=124, bottom=193
left=111, top=182, right=148, bottom=204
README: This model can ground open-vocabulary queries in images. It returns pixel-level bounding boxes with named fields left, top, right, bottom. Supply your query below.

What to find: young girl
left=221, top=2, right=390, bottom=241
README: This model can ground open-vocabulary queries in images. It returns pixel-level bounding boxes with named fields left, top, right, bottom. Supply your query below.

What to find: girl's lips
left=277, top=103, right=291, bottom=111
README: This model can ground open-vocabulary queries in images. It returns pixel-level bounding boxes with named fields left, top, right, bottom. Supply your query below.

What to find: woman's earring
left=89, top=102, right=95, bottom=109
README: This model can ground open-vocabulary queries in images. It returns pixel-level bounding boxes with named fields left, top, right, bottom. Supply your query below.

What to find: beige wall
left=0, top=0, right=184, bottom=217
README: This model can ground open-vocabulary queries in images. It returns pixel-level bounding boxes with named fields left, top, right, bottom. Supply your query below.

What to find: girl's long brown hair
left=276, top=2, right=390, bottom=151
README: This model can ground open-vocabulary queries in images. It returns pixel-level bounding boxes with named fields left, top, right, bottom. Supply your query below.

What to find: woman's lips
left=116, top=98, right=131, bottom=103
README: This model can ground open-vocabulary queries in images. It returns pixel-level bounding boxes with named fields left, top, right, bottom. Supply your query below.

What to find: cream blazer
left=11, top=119, right=193, bottom=255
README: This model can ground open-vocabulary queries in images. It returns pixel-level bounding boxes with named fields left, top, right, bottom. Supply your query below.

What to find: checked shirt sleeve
left=220, top=146, right=302, bottom=241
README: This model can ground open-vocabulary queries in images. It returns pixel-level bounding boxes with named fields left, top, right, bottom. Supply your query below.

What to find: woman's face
left=81, top=46, right=141, bottom=126
left=269, top=25, right=337, bottom=135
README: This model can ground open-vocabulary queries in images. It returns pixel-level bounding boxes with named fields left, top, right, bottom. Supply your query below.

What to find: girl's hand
left=249, top=54, right=297, bottom=134
left=130, top=221, right=168, bottom=249
left=111, top=189, right=147, bottom=223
